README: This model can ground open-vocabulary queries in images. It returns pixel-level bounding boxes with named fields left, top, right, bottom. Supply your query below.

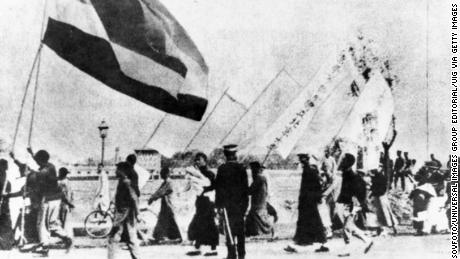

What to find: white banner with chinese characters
left=246, top=54, right=358, bottom=158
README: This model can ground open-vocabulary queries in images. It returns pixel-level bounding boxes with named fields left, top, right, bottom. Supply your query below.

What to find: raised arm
left=9, top=152, right=31, bottom=177
left=388, top=129, right=397, bottom=148
left=148, top=181, right=172, bottom=204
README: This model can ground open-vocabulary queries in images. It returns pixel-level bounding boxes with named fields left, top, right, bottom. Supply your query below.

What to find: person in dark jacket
left=11, top=148, right=72, bottom=256
left=187, top=152, right=219, bottom=256
left=381, top=128, right=397, bottom=189
left=215, top=144, right=248, bottom=259
left=369, top=169, right=398, bottom=235
left=126, top=154, right=141, bottom=197
left=393, top=150, right=405, bottom=190
left=108, top=162, right=141, bottom=259
left=337, top=153, right=373, bottom=257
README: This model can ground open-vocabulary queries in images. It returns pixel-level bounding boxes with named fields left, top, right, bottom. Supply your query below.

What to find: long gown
left=150, top=179, right=182, bottom=241
left=187, top=166, right=219, bottom=246
left=245, top=174, right=274, bottom=236
left=293, top=165, right=327, bottom=245
left=0, top=176, right=14, bottom=250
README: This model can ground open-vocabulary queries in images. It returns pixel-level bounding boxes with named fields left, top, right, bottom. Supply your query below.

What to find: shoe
left=315, top=245, right=330, bottom=253
left=204, top=251, right=218, bottom=256
left=284, top=245, right=298, bottom=253
left=33, top=245, right=49, bottom=257
left=64, top=238, right=73, bottom=253
left=186, top=250, right=202, bottom=256
left=364, top=241, right=374, bottom=254
left=19, top=243, right=40, bottom=253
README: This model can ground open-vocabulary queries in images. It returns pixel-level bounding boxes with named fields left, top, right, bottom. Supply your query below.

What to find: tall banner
left=337, top=71, right=394, bottom=170
left=247, top=54, right=356, bottom=158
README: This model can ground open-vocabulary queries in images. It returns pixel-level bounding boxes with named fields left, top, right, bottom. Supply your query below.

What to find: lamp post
left=98, top=120, right=109, bottom=166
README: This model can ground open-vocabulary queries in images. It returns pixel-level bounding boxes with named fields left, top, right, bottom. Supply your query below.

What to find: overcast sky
left=0, top=0, right=452, bottom=166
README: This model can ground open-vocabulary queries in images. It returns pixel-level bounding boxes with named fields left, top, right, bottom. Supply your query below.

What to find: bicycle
left=84, top=201, right=116, bottom=238
left=84, top=201, right=158, bottom=239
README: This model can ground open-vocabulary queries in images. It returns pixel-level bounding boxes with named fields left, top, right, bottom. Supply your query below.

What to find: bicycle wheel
left=84, top=210, right=114, bottom=238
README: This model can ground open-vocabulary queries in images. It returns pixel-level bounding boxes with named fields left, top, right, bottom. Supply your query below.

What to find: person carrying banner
left=11, top=148, right=72, bottom=256
left=215, top=144, right=249, bottom=259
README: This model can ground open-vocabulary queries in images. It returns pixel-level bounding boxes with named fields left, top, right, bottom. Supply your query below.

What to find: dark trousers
left=225, top=213, right=245, bottom=259
left=394, top=172, right=406, bottom=190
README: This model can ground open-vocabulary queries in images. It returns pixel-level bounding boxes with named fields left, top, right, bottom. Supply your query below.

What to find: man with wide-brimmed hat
left=215, top=144, right=248, bottom=259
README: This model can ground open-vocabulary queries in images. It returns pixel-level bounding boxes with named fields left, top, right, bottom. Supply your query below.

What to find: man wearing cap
left=245, top=161, right=274, bottom=237
left=11, top=148, right=72, bottom=256
left=215, top=144, right=249, bottom=259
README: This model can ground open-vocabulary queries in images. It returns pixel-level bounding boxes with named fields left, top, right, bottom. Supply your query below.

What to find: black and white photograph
left=0, top=0, right=458, bottom=258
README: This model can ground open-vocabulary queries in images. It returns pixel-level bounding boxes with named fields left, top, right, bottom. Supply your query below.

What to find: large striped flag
left=42, top=0, right=208, bottom=121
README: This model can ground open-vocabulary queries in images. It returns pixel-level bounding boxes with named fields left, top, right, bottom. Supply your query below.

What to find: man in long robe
left=285, top=154, right=328, bottom=253
left=245, top=161, right=274, bottom=237
left=148, top=167, right=182, bottom=242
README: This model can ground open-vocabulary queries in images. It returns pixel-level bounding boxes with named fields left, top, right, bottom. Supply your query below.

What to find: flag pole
left=184, top=87, right=231, bottom=151
left=11, top=46, right=43, bottom=152
left=425, top=0, right=430, bottom=159
left=219, top=68, right=286, bottom=145
left=26, top=0, right=48, bottom=148
left=143, top=113, right=168, bottom=148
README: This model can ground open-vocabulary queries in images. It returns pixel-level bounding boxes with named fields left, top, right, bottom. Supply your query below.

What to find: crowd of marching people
left=0, top=133, right=452, bottom=258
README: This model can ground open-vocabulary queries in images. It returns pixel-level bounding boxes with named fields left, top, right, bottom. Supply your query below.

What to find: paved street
left=0, top=234, right=450, bottom=259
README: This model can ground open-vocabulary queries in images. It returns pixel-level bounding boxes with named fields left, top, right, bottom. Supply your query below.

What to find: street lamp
left=98, top=120, right=109, bottom=166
